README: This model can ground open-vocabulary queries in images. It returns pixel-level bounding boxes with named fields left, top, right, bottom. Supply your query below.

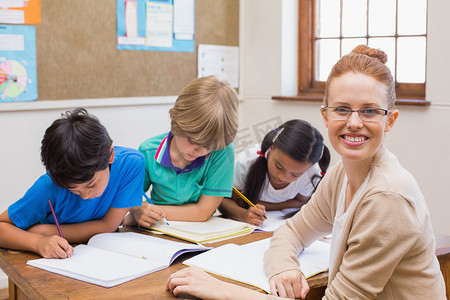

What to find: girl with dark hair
left=220, top=119, right=330, bottom=226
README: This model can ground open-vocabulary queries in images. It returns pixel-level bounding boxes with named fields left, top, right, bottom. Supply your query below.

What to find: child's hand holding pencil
left=140, top=193, right=170, bottom=227
left=246, top=204, right=267, bottom=226
left=30, top=200, right=74, bottom=259
left=35, top=235, right=73, bottom=259
left=232, top=187, right=267, bottom=226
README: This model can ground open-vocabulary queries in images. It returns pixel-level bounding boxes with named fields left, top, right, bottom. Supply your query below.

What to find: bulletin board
left=35, top=0, right=238, bottom=100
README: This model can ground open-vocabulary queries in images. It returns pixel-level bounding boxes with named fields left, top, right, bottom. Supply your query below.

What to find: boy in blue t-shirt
left=0, top=108, right=145, bottom=259
left=125, top=76, right=239, bottom=227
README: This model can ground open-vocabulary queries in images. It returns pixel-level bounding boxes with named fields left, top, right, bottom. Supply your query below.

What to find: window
left=291, top=0, right=427, bottom=104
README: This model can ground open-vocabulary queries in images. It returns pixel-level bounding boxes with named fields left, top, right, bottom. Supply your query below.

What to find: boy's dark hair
left=243, top=119, right=330, bottom=205
left=40, top=107, right=113, bottom=188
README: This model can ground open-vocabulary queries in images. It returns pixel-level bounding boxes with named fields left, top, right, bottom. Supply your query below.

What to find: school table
left=0, top=227, right=329, bottom=300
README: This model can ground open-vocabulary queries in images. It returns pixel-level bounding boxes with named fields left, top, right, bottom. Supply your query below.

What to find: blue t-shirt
left=8, top=146, right=145, bottom=230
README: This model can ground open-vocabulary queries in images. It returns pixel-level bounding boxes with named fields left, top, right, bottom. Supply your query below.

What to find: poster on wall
left=116, top=0, right=195, bottom=52
left=198, top=44, right=239, bottom=88
left=0, top=25, right=37, bottom=102
left=0, top=0, right=41, bottom=24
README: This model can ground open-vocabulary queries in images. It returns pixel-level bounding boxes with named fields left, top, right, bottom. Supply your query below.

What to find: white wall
left=239, top=0, right=450, bottom=237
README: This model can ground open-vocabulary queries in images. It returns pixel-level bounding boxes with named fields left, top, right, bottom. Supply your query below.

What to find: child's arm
left=0, top=210, right=73, bottom=258
left=27, top=207, right=129, bottom=244
left=259, top=193, right=310, bottom=211
left=129, top=195, right=224, bottom=226
left=219, top=198, right=266, bottom=226
left=158, top=194, right=223, bottom=222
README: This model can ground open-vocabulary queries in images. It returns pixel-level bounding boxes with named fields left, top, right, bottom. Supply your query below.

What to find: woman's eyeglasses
left=321, top=106, right=389, bottom=123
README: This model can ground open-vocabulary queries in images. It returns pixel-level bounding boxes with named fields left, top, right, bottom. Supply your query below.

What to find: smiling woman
left=264, top=45, right=444, bottom=299
left=322, top=71, right=397, bottom=163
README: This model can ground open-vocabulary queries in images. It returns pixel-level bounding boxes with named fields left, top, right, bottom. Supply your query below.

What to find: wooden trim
left=395, top=99, right=430, bottom=106
left=396, top=83, right=425, bottom=100
left=272, top=95, right=430, bottom=106
left=298, top=0, right=426, bottom=102
left=8, top=278, right=16, bottom=300
left=298, top=0, right=315, bottom=93
left=436, top=233, right=450, bottom=300
left=272, top=95, right=323, bottom=102
left=438, top=252, right=450, bottom=300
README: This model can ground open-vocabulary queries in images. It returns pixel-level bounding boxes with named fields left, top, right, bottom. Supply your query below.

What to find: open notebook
left=27, top=232, right=210, bottom=288
left=255, top=208, right=299, bottom=232
left=183, top=238, right=330, bottom=293
left=139, top=216, right=255, bottom=244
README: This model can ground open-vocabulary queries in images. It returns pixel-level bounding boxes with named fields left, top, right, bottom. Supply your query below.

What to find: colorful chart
left=0, top=60, right=29, bottom=100
left=0, top=25, right=37, bottom=102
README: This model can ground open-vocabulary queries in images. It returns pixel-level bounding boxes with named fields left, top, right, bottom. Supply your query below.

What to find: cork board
left=35, top=0, right=239, bottom=100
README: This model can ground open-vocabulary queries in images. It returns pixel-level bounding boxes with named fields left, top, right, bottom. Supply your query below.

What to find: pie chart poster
left=0, top=25, right=38, bottom=102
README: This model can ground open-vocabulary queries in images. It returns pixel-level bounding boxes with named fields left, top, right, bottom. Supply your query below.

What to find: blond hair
left=170, top=76, right=239, bottom=150
left=324, top=45, right=396, bottom=109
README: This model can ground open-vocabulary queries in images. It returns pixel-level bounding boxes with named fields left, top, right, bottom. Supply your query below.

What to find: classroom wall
left=0, top=0, right=449, bottom=289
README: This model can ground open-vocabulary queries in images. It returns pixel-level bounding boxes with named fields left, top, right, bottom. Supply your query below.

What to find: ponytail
left=241, top=130, right=277, bottom=206
left=319, top=145, right=330, bottom=175
left=311, top=145, right=331, bottom=192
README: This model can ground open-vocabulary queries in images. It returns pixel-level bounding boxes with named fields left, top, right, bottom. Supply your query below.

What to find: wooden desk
left=435, top=232, right=450, bottom=300
left=2, top=227, right=448, bottom=300
left=0, top=229, right=328, bottom=300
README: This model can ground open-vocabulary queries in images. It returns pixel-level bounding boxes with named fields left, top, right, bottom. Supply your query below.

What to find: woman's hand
left=166, top=266, right=229, bottom=300
left=269, top=269, right=309, bottom=299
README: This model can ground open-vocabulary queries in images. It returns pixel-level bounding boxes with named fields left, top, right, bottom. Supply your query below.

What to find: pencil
left=143, top=193, right=170, bottom=226
left=232, top=186, right=268, bottom=219
left=48, top=199, right=64, bottom=238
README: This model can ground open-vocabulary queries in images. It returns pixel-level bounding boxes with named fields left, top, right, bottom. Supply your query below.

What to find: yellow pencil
left=232, top=186, right=268, bottom=219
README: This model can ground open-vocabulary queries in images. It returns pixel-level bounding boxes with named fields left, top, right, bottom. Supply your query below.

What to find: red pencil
left=48, top=199, right=64, bottom=238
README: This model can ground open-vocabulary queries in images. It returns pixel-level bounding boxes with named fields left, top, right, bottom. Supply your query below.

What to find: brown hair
left=324, top=45, right=396, bottom=109
left=170, top=76, right=239, bottom=150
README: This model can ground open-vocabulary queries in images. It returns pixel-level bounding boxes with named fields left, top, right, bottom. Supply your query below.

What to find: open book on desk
left=255, top=208, right=300, bottom=232
left=27, top=232, right=210, bottom=288
left=139, top=216, right=255, bottom=244
left=183, top=238, right=330, bottom=293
